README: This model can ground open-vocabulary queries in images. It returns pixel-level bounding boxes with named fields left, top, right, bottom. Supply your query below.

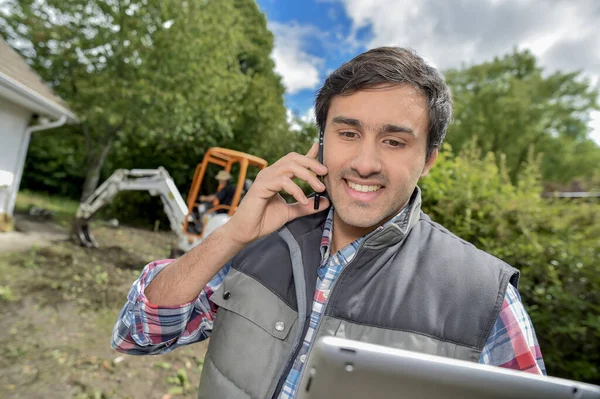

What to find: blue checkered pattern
left=278, top=208, right=402, bottom=398
left=111, top=259, right=230, bottom=354
left=479, top=283, right=545, bottom=374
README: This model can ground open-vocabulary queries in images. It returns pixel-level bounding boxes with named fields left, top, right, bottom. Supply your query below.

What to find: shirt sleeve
left=479, top=283, right=546, bottom=375
left=111, top=259, right=231, bottom=355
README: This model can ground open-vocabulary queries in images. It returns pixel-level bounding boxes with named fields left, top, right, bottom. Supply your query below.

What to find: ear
left=420, top=148, right=438, bottom=178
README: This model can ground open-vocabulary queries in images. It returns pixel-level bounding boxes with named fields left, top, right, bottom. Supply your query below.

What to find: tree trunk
left=80, top=139, right=114, bottom=202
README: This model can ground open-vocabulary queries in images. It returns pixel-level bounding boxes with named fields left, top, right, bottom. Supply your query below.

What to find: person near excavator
left=198, top=170, right=236, bottom=210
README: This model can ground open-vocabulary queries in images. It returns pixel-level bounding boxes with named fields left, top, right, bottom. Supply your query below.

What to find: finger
left=305, top=142, right=319, bottom=158
left=277, top=150, right=327, bottom=175
left=284, top=162, right=326, bottom=193
left=287, top=196, right=330, bottom=221
left=280, top=178, right=309, bottom=205
left=284, top=153, right=328, bottom=176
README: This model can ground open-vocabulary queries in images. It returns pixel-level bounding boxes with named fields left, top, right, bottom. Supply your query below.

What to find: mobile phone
left=314, top=129, right=325, bottom=210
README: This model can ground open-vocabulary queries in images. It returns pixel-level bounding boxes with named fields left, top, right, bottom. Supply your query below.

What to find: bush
left=98, top=191, right=173, bottom=231
left=421, top=143, right=600, bottom=382
left=21, top=127, right=86, bottom=199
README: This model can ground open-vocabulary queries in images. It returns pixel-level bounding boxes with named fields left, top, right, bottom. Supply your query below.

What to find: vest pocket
left=210, top=271, right=298, bottom=340
left=200, top=269, right=298, bottom=399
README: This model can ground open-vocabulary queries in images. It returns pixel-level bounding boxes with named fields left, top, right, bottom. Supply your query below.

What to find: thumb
left=287, top=197, right=330, bottom=221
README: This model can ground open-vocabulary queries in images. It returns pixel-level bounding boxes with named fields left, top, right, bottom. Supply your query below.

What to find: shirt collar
left=320, top=205, right=408, bottom=262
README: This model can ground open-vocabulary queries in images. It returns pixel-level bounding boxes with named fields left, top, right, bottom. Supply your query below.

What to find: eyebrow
left=331, top=116, right=415, bottom=136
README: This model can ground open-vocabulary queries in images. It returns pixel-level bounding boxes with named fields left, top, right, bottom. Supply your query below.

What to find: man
left=199, top=170, right=236, bottom=211
left=112, top=47, right=545, bottom=399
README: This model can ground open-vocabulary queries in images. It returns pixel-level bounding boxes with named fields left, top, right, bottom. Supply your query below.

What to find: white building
left=0, top=37, right=77, bottom=231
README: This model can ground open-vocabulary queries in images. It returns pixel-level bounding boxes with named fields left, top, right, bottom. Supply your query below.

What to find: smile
left=347, top=181, right=382, bottom=192
left=343, top=179, right=385, bottom=202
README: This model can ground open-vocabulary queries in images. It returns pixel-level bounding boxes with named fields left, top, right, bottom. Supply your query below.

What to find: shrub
left=421, top=143, right=600, bottom=382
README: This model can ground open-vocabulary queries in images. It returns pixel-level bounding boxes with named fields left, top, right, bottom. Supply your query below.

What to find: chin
left=335, top=208, right=390, bottom=230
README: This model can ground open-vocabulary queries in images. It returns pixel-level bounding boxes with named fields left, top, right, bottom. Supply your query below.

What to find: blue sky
left=255, top=0, right=366, bottom=116
left=255, top=0, right=600, bottom=143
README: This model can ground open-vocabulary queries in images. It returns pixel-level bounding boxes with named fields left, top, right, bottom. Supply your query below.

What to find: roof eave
left=0, top=72, right=78, bottom=123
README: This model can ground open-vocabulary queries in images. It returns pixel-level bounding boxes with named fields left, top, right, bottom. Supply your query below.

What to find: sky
left=255, top=0, right=600, bottom=144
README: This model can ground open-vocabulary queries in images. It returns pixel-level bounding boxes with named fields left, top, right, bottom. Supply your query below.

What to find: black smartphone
left=314, top=128, right=325, bottom=210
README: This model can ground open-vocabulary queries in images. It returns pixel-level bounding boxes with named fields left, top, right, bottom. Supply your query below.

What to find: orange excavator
left=73, top=147, right=268, bottom=256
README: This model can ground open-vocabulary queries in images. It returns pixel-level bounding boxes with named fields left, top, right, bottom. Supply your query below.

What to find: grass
left=0, top=219, right=207, bottom=399
left=14, top=190, right=79, bottom=225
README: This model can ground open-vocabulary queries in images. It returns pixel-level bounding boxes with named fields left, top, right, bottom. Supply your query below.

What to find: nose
left=349, top=139, right=382, bottom=178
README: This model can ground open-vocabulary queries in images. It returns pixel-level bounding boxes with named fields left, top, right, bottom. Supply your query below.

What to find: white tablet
left=297, top=337, right=600, bottom=399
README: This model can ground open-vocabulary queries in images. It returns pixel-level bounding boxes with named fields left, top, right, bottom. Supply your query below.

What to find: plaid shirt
left=112, top=209, right=546, bottom=397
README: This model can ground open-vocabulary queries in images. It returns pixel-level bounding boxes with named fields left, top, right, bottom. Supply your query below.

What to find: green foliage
left=0, top=285, right=16, bottom=302
left=98, top=190, right=172, bottom=230
left=166, top=368, right=192, bottom=395
left=445, top=49, right=600, bottom=185
left=15, top=189, right=80, bottom=224
left=4, top=0, right=317, bottom=225
left=20, top=127, right=87, bottom=198
left=1, top=0, right=300, bottom=201
left=421, top=143, right=600, bottom=382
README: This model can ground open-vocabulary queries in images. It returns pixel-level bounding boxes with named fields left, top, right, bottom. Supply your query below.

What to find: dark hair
left=315, top=47, right=452, bottom=158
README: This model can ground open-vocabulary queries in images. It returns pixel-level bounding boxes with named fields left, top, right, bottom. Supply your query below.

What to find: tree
left=1, top=0, right=290, bottom=201
left=444, top=49, right=600, bottom=185
left=221, top=0, right=292, bottom=163
left=3, top=0, right=163, bottom=199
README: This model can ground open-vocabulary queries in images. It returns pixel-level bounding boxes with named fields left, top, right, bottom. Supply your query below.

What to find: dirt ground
left=0, top=215, right=209, bottom=399
left=0, top=215, right=69, bottom=252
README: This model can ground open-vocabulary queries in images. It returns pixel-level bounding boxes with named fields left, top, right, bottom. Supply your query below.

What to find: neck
left=330, top=201, right=412, bottom=254
left=330, top=214, right=369, bottom=254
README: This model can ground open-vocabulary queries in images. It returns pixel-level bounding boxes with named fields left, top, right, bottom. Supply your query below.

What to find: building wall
left=0, top=96, right=31, bottom=220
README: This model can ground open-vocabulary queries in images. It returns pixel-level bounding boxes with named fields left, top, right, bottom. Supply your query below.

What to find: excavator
left=73, top=147, right=268, bottom=256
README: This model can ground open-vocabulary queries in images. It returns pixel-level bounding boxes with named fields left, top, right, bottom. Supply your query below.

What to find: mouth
left=343, top=179, right=385, bottom=202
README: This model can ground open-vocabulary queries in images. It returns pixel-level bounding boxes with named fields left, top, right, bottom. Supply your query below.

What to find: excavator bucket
left=72, top=218, right=99, bottom=248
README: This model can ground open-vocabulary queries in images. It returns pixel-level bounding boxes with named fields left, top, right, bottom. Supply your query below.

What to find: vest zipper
left=281, top=219, right=410, bottom=397
left=271, top=206, right=416, bottom=397
left=284, top=242, right=367, bottom=398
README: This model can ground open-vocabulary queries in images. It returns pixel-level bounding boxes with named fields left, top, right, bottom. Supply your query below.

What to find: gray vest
left=198, top=190, right=519, bottom=399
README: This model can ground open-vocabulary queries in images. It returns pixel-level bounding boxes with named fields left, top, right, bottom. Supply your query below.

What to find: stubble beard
left=324, top=172, right=412, bottom=230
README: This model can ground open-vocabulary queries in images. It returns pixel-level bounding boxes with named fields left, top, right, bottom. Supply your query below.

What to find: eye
left=384, top=139, right=405, bottom=148
left=340, top=131, right=359, bottom=139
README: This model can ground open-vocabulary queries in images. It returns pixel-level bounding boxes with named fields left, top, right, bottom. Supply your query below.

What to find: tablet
left=297, top=337, right=600, bottom=399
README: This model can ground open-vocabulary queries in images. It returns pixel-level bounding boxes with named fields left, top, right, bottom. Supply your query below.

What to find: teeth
left=348, top=181, right=381, bottom=192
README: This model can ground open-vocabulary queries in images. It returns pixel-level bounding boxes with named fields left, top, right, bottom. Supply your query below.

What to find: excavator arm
left=73, top=167, right=189, bottom=248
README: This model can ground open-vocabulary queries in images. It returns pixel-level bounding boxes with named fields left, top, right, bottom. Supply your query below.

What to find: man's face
left=323, top=84, right=437, bottom=231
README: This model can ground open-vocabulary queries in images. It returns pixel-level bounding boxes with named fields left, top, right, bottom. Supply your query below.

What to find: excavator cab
left=182, top=147, right=268, bottom=246
left=73, top=147, right=268, bottom=256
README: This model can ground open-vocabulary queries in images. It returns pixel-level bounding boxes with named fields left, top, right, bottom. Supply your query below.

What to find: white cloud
left=287, top=108, right=302, bottom=132
left=269, top=21, right=325, bottom=94
left=336, top=0, right=599, bottom=72
left=334, top=0, right=600, bottom=143
left=300, top=106, right=316, bottom=124
left=287, top=106, right=317, bottom=132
